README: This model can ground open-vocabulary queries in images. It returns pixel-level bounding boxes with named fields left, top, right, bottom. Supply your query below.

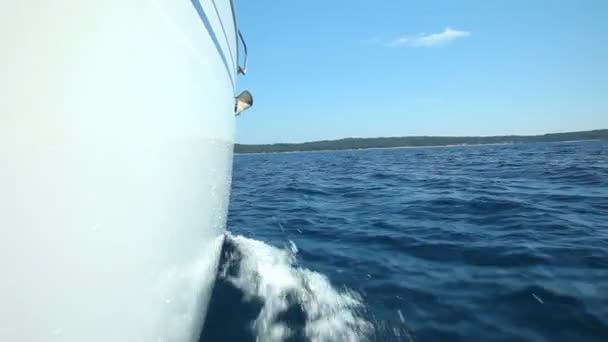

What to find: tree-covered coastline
left=235, top=129, right=608, bottom=154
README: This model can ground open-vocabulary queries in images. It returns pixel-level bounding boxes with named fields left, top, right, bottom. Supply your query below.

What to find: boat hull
left=0, top=1, right=237, bottom=341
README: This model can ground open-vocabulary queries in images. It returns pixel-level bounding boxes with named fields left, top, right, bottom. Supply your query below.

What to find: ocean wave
left=202, top=233, right=372, bottom=342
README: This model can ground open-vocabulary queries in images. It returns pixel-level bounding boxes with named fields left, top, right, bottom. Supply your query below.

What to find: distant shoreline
left=234, top=129, right=608, bottom=154
left=234, top=141, right=519, bottom=156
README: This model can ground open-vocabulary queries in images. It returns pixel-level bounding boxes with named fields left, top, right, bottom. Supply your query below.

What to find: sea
left=200, top=140, right=608, bottom=342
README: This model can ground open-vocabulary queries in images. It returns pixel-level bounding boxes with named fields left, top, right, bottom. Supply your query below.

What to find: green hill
left=235, top=129, right=608, bottom=154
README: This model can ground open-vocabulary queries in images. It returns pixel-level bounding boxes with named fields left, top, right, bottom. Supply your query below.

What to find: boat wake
left=200, top=233, right=372, bottom=342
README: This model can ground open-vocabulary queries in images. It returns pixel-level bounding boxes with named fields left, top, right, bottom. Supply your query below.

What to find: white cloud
left=388, top=27, right=470, bottom=47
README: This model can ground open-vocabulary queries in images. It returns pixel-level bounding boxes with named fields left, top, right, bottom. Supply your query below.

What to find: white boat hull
left=0, top=1, right=238, bottom=341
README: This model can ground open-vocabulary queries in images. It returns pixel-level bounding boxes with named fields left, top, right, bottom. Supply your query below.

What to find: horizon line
left=236, top=128, right=608, bottom=146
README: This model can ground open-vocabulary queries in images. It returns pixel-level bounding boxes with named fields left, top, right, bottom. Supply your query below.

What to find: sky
left=234, top=0, right=608, bottom=144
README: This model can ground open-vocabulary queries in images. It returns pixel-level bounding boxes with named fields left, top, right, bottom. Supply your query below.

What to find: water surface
left=202, top=140, right=608, bottom=341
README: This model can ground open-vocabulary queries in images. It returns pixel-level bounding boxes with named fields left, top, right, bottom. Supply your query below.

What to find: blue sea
left=201, top=140, right=608, bottom=342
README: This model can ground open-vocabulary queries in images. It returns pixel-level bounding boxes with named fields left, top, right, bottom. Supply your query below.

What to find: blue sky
left=234, top=0, right=607, bottom=144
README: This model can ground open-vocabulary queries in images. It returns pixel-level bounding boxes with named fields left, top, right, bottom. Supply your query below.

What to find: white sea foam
left=220, top=233, right=372, bottom=341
